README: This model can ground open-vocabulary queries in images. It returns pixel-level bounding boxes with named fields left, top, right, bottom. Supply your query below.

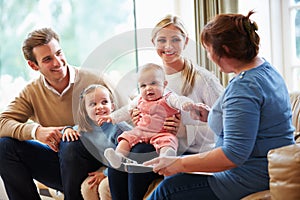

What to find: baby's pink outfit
left=118, top=93, right=179, bottom=152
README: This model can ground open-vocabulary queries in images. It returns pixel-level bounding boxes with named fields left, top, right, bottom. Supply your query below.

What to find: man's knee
left=0, top=137, right=17, bottom=161
left=0, top=137, right=16, bottom=148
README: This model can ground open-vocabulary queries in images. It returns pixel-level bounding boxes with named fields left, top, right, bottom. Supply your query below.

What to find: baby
left=99, top=63, right=194, bottom=168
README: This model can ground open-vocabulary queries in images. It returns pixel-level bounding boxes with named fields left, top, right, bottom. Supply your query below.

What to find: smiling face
left=138, top=65, right=167, bottom=101
left=29, top=38, right=68, bottom=87
left=153, top=25, right=187, bottom=71
left=84, top=87, right=114, bottom=124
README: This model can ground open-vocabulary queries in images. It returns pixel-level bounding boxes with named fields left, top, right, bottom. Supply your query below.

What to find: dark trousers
left=0, top=137, right=101, bottom=200
left=108, top=143, right=162, bottom=200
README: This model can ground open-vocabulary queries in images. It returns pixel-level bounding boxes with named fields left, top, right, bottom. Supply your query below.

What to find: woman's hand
left=189, top=103, right=210, bottom=122
left=130, top=108, right=140, bottom=126
left=143, top=156, right=183, bottom=176
left=62, top=128, right=81, bottom=142
left=163, top=113, right=181, bottom=134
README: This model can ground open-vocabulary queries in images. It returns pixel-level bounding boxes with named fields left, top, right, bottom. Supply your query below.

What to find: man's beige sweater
left=0, top=67, right=108, bottom=141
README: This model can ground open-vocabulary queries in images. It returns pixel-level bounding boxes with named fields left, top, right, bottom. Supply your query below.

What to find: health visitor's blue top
left=207, top=60, right=295, bottom=200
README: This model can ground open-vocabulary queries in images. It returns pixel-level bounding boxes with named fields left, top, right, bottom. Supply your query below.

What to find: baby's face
left=85, top=87, right=114, bottom=124
left=138, top=69, right=165, bottom=101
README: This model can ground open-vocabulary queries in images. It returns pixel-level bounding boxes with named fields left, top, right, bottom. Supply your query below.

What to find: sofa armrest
left=290, top=92, right=300, bottom=137
left=268, top=144, right=300, bottom=200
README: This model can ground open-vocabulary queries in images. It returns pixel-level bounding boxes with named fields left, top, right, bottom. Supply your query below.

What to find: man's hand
left=36, top=126, right=64, bottom=152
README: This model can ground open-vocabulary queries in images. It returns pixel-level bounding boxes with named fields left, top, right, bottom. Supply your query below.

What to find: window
left=76, top=0, right=196, bottom=106
left=2, top=0, right=299, bottom=111
left=0, top=0, right=135, bottom=111
left=290, top=0, right=300, bottom=90
left=0, top=0, right=195, bottom=111
left=239, top=0, right=300, bottom=92
left=238, top=0, right=272, bottom=62
left=282, top=0, right=300, bottom=91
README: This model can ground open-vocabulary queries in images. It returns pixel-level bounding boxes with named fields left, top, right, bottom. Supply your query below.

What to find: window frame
left=281, top=0, right=300, bottom=91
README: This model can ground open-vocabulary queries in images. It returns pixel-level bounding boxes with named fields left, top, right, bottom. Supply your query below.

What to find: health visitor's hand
left=182, top=102, right=195, bottom=112
left=36, top=126, right=64, bottom=152
left=189, top=103, right=210, bottom=122
left=143, top=156, right=183, bottom=176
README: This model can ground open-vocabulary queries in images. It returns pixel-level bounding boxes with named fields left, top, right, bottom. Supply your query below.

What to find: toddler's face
left=85, top=87, right=114, bottom=124
left=138, top=69, right=166, bottom=101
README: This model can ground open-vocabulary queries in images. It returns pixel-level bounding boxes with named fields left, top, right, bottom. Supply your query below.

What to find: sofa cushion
left=290, top=92, right=300, bottom=142
left=267, top=144, right=300, bottom=200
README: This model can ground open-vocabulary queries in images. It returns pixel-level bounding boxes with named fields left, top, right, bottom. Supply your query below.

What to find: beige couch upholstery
left=290, top=92, right=300, bottom=143
left=242, top=91, right=300, bottom=200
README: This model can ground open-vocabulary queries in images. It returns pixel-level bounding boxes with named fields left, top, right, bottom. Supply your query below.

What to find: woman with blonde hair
left=150, top=14, right=223, bottom=154
left=106, top=15, right=223, bottom=200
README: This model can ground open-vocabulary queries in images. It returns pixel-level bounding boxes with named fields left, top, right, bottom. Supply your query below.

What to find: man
left=0, top=28, right=112, bottom=200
